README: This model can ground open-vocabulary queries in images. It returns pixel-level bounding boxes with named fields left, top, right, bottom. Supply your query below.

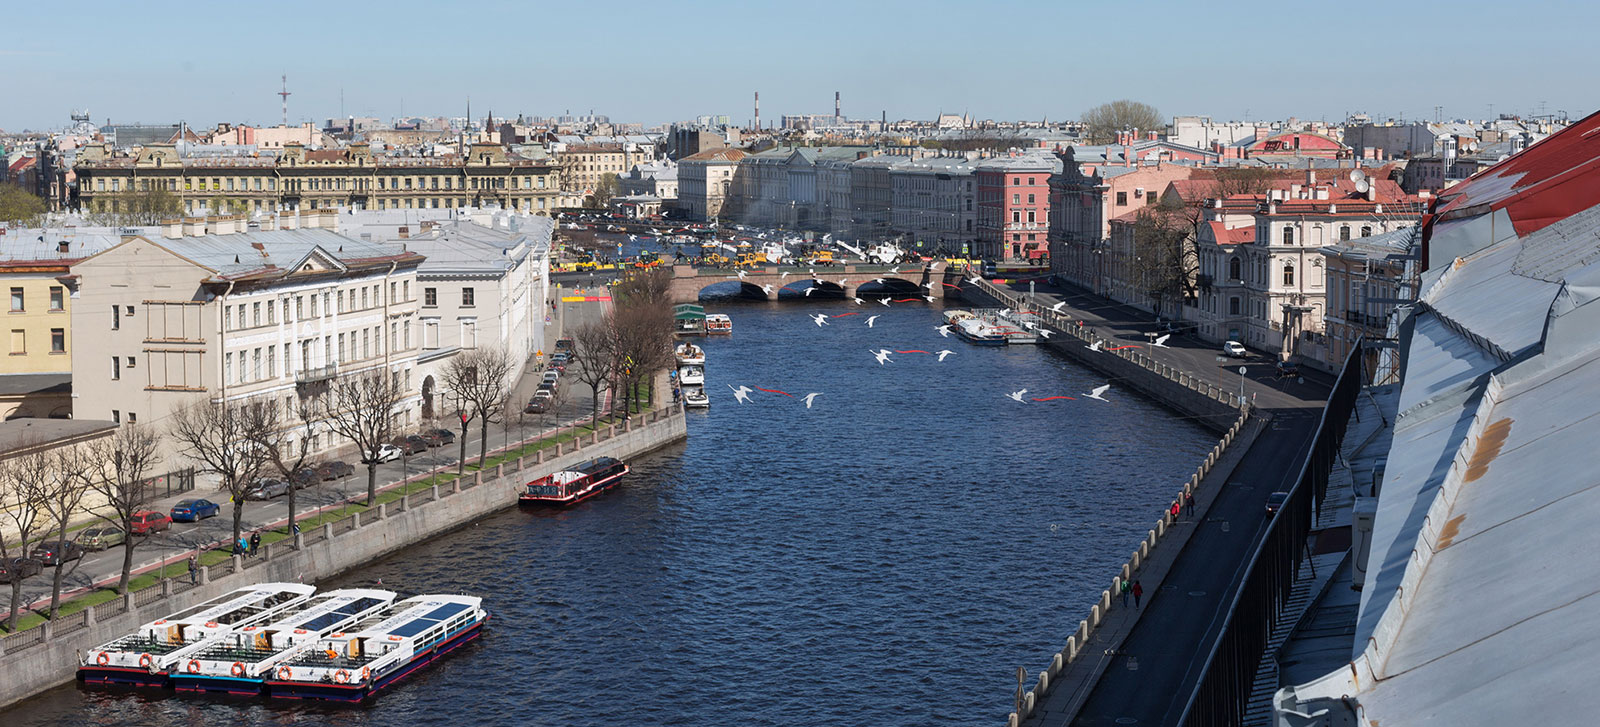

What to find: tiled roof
left=680, top=148, right=747, bottom=163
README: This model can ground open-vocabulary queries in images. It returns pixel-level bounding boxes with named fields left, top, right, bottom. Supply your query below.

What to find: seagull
left=1084, top=384, right=1111, bottom=402
left=802, top=392, right=822, bottom=409
left=1023, top=321, right=1038, bottom=330
left=872, top=349, right=893, bottom=365
left=923, top=295, right=935, bottom=302
left=878, top=297, right=891, bottom=307
left=999, top=308, right=1011, bottom=316
left=1006, top=388, right=1029, bottom=403
left=1153, top=334, right=1170, bottom=348
left=967, top=274, right=983, bottom=285
left=865, top=315, right=879, bottom=328
left=1087, top=340, right=1104, bottom=352
left=780, top=271, right=790, bottom=280
left=1039, top=329, right=1053, bottom=339
left=936, top=350, right=955, bottom=361
left=736, top=269, right=748, bottom=280
left=889, top=266, right=900, bottom=274
left=837, top=279, right=848, bottom=287
left=923, top=282, right=934, bottom=290
left=810, top=313, right=829, bottom=327
left=852, top=296, right=865, bottom=305
left=935, top=325, right=952, bottom=337
left=762, top=284, right=774, bottom=296
left=1049, top=301, right=1067, bottom=313
left=804, top=287, right=816, bottom=297
left=729, top=385, right=753, bottom=404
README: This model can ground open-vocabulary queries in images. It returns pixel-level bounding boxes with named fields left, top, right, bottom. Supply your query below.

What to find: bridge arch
left=696, top=279, right=770, bottom=301
left=853, top=277, right=924, bottom=299
left=776, top=279, right=845, bottom=300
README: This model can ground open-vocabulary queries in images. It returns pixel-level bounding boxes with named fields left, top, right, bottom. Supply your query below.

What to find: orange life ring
left=204, top=621, right=218, bottom=628
left=186, top=660, right=201, bottom=674
left=293, top=628, right=308, bottom=634
left=243, top=626, right=257, bottom=631
left=231, top=662, right=246, bottom=677
left=153, top=619, right=167, bottom=625
left=360, top=666, right=371, bottom=682
left=387, top=635, right=401, bottom=641
left=333, top=669, right=351, bottom=684
left=138, top=653, right=153, bottom=669
left=330, top=632, right=344, bottom=638
left=277, top=665, right=293, bottom=680
left=96, top=652, right=110, bottom=666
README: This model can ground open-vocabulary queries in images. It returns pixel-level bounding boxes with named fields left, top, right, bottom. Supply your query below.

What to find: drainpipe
left=218, top=280, right=236, bottom=402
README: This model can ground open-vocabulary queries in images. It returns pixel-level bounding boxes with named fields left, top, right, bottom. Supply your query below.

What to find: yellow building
left=74, top=142, right=559, bottom=217
left=3, top=261, right=72, bottom=374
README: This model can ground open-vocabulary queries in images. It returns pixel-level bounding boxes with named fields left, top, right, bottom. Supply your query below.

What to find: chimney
left=300, top=210, right=318, bottom=229
left=260, top=214, right=278, bottom=232
left=162, top=218, right=182, bottom=239
left=1147, top=131, right=1158, bottom=141
left=835, top=91, right=841, bottom=119
left=398, top=225, right=410, bottom=239
left=1123, top=145, right=1132, bottom=168
left=281, top=212, right=299, bottom=230
left=183, top=217, right=205, bottom=236
left=1306, top=169, right=1316, bottom=186
left=754, top=91, right=760, bottom=130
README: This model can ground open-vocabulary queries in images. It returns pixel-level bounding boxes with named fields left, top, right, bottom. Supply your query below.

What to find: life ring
left=330, top=632, right=344, bottom=638
left=153, top=620, right=167, bottom=625
left=243, top=626, right=257, bottom=631
left=387, top=635, right=401, bottom=641
left=277, top=666, right=293, bottom=680
left=138, top=653, right=153, bottom=669
left=231, top=662, right=246, bottom=678
left=333, top=669, right=351, bottom=684
left=293, top=628, right=308, bottom=635
left=96, top=652, right=110, bottom=666
left=204, top=621, right=218, bottom=628
left=186, top=660, right=201, bottom=674
left=360, top=666, right=371, bottom=682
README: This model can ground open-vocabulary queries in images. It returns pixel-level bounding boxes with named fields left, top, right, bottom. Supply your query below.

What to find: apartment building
left=888, top=155, right=977, bottom=251
left=975, top=154, right=1059, bottom=262
left=678, top=148, right=746, bottom=221
left=69, top=214, right=425, bottom=469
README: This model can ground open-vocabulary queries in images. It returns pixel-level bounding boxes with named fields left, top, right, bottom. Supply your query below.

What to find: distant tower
left=278, top=75, right=291, bottom=127
left=835, top=91, right=841, bottom=120
left=754, top=91, right=760, bottom=130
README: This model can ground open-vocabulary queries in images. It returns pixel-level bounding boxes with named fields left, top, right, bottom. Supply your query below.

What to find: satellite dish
left=1355, top=179, right=1371, bottom=194
left=1348, top=169, right=1367, bottom=184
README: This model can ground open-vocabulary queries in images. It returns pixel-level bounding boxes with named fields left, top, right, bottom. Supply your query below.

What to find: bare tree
left=441, top=346, right=515, bottom=469
left=319, top=371, right=405, bottom=506
left=611, top=268, right=676, bottom=412
left=242, top=396, right=320, bottom=540
left=1131, top=200, right=1202, bottom=320
left=168, top=397, right=273, bottom=551
left=0, top=449, right=50, bottom=631
left=1212, top=167, right=1280, bottom=198
left=1081, top=100, right=1164, bottom=144
left=567, top=320, right=617, bottom=428
left=85, top=423, right=160, bottom=594
left=40, top=445, right=93, bottom=619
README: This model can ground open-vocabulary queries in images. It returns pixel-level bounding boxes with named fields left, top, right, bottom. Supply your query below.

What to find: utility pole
left=278, top=74, right=291, bottom=127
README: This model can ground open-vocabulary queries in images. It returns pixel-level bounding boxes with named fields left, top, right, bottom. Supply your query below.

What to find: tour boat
left=674, top=342, right=705, bottom=366
left=705, top=313, right=733, bottom=334
left=952, top=317, right=1008, bottom=346
left=518, top=457, right=630, bottom=507
left=678, top=364, right=705, bottom=386
left=682, top=385, right=710, bottom=409
left=77, top=583, right=316, bottom=688
left=265, top=595, right=487, bottom=702
left=168, top=589, right=396, bottom=695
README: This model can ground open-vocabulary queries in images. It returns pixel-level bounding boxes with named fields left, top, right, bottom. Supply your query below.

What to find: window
left=1361, top=226, right=1373, bottom=237
left=9, top=287, right=22, bottom=312
left=1229, top=257, right=1241, bottom=280
left=362, top=329, right=370, bottom=358
left=251, top=349, right=261, bottom=380
left=268, top=344, right=276, bottom=376
left=310, top=294, right=318, bottom=318
left=252, top=302, right=261, bottom=327
left=296, top=296, right=303, bottom=320
left=1339, top=226, right=1351, bottom=241
left=1282, top=226, right=1295, bottom=245
left=1027, top=194, right=1035, bottom=204
left=112, top=305, right=120, bottom=330
left=1012, top=193, right=1020, bottom=205
left=390, top=282, right=397, bottom=303
left=338, top=332, right=346, bottom=360
left=361, top=288, right=369, bottom=309
left=403, top=281, right=411, bottom=301
left=127, top=412, right=136, bottom=424
left=1116, top=192, right=1127, bottom=206
left=114, top=355, right=122, bottom=379
left=462, top=288, right=475, bottom=307
left=127, top=355, right=136, bottom=369
left=1283, top=264, right=1296, bottom=286
left=238, top=351, right=247, bottom=382
left=49, top=286, right=64, bottom=311
left=112, top=410, right=119, bottom=424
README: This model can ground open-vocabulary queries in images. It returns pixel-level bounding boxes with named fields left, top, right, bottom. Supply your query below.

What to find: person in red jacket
left=1132, top=580, right=1144, bottom=608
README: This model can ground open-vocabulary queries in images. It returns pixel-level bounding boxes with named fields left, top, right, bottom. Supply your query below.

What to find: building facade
left=677, top=148, right=746, bottom=221
left=888, top=156, right=977, bottom=252
left=975, top=154, right=1058, bottom=262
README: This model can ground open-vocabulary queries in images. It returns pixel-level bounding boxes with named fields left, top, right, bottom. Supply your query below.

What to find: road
left=2, top=291, right=615, bottom=619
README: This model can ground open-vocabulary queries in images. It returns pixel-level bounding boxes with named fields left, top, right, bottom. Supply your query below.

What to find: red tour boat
left=518, top=457, right=630, bottom=507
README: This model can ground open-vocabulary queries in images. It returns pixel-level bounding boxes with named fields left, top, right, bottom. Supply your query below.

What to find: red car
left=129, top=510, right=171, bottom=535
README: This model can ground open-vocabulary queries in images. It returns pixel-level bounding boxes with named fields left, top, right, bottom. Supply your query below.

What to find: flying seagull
left=967, top=274, right=983, bottom=285
left=923, top=295, right=935, bottom=302
left=736, top=269, right=748, bottom=280
left=1086, top=340, right=1104, bottom=352
left=729, top=385, right=754, bottom=404
left=761, top=284, right=774, bottom=296
left=1039, top=329, right=1053, bottom=339
left=1006, top=388, right=1029, bottom=403
left=935, top=324, right=952, bottom=337
left=780, top=271, right=790, bottom=280
left=865, top=315, right=880, bottom=328
left=874, top=278, right=886, bottom=285
left=1049, top=301, right=1067, bottom=313
left=936, top=350, right=955, bottom=361
left=802, top=392, right=822, bottom=409
left=810, top=313, right=829, bottom=327
left=804, top=287, right=816, bottom=297
left=889, top=265, right=901, bottom=274
left=1084, top=384, right=1111, bottom=402
left=872, top=349, right=893, bottom=365
left=878, top=297, right=892, bottom=307
left=999, top=308, right=1011, bottom=316
left=1153, top=333, right=1170, bottom=348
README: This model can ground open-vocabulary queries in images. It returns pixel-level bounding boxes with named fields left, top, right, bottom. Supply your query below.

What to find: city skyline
left=4, top=0, right=1592, bottom=132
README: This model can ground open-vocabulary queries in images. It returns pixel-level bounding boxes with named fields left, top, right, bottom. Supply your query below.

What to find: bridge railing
left=970, top=277, right=1246, bottom=411
left=1175, top=337, right=1363, bottom=727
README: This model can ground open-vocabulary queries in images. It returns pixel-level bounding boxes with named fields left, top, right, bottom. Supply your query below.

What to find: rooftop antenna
left=278, top=74, right=291, bottom=127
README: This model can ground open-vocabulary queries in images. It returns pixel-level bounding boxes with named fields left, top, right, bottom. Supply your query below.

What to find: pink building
left=975, top=154, right=1058, bottom=262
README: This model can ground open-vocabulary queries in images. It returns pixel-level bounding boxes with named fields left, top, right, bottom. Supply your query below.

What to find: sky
left=3, top=0, right=1593, bottom=132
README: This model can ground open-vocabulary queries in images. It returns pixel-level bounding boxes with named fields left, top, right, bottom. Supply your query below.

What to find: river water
left=6, top=300, right=1213, bottom=726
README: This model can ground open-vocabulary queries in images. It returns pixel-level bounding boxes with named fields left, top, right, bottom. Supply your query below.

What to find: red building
left=976, top=154, right=1058, bottom=262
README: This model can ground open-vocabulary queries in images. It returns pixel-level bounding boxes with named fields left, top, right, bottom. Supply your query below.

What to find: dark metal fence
left=1179, top=337, right=1364, bottom=727
left=145, top=468, right=196, bottom=498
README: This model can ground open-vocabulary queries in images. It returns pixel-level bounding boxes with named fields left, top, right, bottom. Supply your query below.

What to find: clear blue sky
left=4, top=0, right=1592, bottom=132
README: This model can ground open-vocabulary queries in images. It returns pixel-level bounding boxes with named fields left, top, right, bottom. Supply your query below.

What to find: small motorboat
left=705, top=314, right=732, bottom=335
left=674, top=342, right=705, bottom=366
left=678, top=365, right=705, bottom=386
left=682, top=386, right=710, bottom=409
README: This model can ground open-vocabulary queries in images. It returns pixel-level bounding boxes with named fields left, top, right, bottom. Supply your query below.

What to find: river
left=5, top=299, right=1214, bottom=726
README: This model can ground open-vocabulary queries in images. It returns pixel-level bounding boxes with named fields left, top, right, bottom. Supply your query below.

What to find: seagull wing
left=1090, top=384, right=1110, bottom=399
left=865, top=316, right=878, bottom=327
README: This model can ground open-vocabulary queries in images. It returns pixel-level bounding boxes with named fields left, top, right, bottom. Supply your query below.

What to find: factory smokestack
left=835, top=91, right=841, bottom=120
left=754, top=91, right=760, bottom=130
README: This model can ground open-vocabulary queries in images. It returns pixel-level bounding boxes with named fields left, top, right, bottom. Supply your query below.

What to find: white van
left=1222, top=341, right=1247, bottom=358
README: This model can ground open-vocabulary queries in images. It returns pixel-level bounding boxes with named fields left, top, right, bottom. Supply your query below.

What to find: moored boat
left=678, top=364, right=705, bottom=386
left=264, top=595, right=488, bottom=702
left=169, top=589, right=396, bottom=695
left=952, top=317, right=1007, bottom=346
left=518, top=457, right=630, bottom=507
left=682, top=385, right=709, bottom=408
left=674, top=342, right=705, bottom=366
left=705, top=313, right=732, bottom=334
left=77, top=583, right=316, bottom=688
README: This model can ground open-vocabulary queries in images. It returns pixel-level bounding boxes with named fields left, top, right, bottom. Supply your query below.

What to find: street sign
left=1238, top=367, right=1247, bottom=375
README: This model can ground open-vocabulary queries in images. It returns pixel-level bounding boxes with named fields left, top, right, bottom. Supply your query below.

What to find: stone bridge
left=668, top=261, right=960, bottom=304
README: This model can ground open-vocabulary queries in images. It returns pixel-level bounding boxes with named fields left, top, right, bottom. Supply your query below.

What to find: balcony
left=295, top=363, right=338, bottom=383
left=1344, top=310, right=1388, bottom=329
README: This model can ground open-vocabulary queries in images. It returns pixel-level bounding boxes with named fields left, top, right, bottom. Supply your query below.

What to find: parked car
left=245, top=478, right=291, bottom=501
left=78, top=526, right=127, bottom=551
left=362, top=443, right=403, bottom=464
left=1275, top=360, right=1301, bottom=379
left=394, top=435, right=428, bottom=454
left=554, top=338, right=573, bottom=352
left=30, top=540, right=85, bottom=566
left=419, top=431, right=448, bottom=448
left=171, top=498, right=221, bottom=522
left=1222, top=341, right=1248, bottom=358
left=129, top=510, right=171, bottom=535
left=0, top=558, right=42, bottom=583
left=525, top=396, right=552, bottom=414
left=1266, top=491, right=1289, bottom=514
left=291, top=467, right=320, bottom=489
left=427, top=429, right=456, bottom=445
left=542, top=370, right=561, bottom=385
left=537, top=381, right=559, bottom=396
left=317, top=460, right=354, bottom=480
left=551, top=351, right=571, bottom=364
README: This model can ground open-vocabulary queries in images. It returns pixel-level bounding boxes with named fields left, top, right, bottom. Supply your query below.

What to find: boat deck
left=101, top=634, right=202, bottom=656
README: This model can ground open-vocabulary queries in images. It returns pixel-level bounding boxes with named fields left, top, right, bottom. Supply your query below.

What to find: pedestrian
left=1185, top=491, right=1195, bottom=515
left=1132, top=580, right=1144, bottom=608
left=1170, top=500, right=1181, bottom=524
left=249, top=531, right=261, bottom=557
left=235, top=535, right=247, bottom=555
left=188, top=553, right=198, bottom=585
left=1120, top=579, right=1131, bottom=608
